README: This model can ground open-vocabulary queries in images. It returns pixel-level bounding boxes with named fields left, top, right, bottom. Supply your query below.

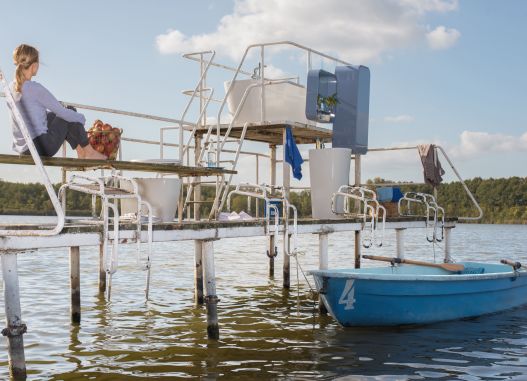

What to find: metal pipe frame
left=0, top=69, right=65, bottom=237
left=225, top=183, right=280, bottom=242
left=331, top=185, right=386, bottom=248
left=398, top=192, right=444, bottom=243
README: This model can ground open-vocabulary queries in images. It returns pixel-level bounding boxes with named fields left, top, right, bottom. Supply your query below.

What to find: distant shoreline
left=0, top=177, right=526, bottom=224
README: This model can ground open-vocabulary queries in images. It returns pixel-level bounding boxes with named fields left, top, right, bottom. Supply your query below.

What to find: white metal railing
left=226, top=183, right=280, bottom=243
left=363, top=145, right=483, bottom=221
left=0, top=68, right=65, bottom=236
left=208, top=80, right=297, bottom=219
left=398, top=192, right=444, bottom=243
left=58, top=173, right=154, bottom=299
left=331, top=185, right=386, bottom=248
left=226, top=182, right=298, bottom=253
left=161, top=50, right=216, bottom=161
left=216, top=41, right=351, bottom=162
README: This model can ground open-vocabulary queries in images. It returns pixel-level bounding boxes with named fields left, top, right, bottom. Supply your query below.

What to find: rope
left=288, top=249, right=317, bottom=315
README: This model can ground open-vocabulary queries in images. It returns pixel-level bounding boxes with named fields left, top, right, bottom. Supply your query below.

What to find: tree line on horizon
left=0, top=176, right=525, bottom=224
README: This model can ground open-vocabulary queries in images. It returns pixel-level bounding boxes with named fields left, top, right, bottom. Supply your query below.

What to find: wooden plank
left=196, top=122, right=332, bottom=145
left=0, top=154, right=235, bottom=177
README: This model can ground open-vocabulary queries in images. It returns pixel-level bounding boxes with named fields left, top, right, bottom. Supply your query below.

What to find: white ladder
left=331, top=185, right=386, bottom=248
left=58, top=174, right=154, bottom=299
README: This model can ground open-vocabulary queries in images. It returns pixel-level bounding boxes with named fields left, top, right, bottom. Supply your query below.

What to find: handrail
left=226, top=182, right=279, bottom=242
left=168, top=50, right=215, bottom=161
left=215, top=41, right=351, bottom=165
left=0, top=69, right=65, bottom=236
left=331, top=185, right=386, bottom=248
left=435, top=145, right=483, bottom=221
left=208, top=80, right=293, bottom=218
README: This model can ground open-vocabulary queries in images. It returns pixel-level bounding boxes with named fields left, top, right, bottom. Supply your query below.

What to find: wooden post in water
left=268, top=144, right=277, bottom=277
left=98, top=243, right=106, bottom=293
left=444, top=226, right=453, bottom=263
left=1, top=253, right=27, bottom=380
left=70, top=246, right=81, bottom=324
left=282, top=130, right=291, bottom=289
left=354, top=154, right=361, bottom=269
left=202, top=240, right=219, bottom=339
left=395, top=228, right=406, bottom=259
left=194, top=240, right=204, bottom=306
left=318, top=233, right=329, bottom=314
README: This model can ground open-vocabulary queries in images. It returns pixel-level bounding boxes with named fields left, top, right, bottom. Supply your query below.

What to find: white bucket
left=120, top=178, right=181, bottom=222
left=308, top=148, right=352, bottom=219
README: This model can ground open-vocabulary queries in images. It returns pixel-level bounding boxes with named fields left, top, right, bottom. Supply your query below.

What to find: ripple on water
left=0, top=223, right=526, bottom=379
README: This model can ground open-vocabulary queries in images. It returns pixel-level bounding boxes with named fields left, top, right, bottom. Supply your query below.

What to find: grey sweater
left=9, top=80, right=86, bottom=153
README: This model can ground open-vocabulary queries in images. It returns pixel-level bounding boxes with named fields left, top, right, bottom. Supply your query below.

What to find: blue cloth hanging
left=285, top=127, right=304, bottom=180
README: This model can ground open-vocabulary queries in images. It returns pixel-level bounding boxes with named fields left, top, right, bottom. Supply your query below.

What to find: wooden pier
left=0, top=40, right=479, bottom=380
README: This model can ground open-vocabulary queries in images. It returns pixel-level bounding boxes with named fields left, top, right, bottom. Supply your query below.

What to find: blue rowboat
left=308, top=262, right=527, bottom=326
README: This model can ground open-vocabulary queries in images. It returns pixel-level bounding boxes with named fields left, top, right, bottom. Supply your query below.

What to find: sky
left=0, top=0, right=526, bottom=186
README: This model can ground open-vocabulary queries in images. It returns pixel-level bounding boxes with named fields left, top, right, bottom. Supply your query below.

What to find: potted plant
left=316, top=93, right=339, bottom=122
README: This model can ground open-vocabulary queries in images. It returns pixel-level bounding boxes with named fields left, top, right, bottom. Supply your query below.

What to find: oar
left=501, top=259, right=522, bottom=270
left=362, top=254, right=465, bottom=272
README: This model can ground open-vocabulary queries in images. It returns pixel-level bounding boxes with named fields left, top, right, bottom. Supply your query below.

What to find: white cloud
left=449, top=130, right=527, bottom=158
left=262, top=64, right=288, bottom=80
left=383, top=114, right=415, bottom=123
left=426, top=26, right=461, bottom=50
left=156, top=0, right=459, bottom=63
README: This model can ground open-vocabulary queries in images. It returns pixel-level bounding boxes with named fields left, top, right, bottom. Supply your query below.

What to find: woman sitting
left=9, top=44, right=106, bottom=159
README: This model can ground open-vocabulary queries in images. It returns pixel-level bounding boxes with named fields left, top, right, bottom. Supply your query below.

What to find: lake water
left=1, top=221, right=526, bottom=380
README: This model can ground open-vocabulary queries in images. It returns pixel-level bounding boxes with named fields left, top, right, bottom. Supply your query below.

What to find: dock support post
left=1, top=253, right=27, bottom=380
left=70, top=246, right=81, bottom=324
left=318, top=233, right=329, bottom=314
left=194, top=241, right=204, bottom=306
left=282, top=131, right=291, bottom=289
left=267, top=235, right=276, bottom=278
left=98, top=243, right=106, bottom=293
left=202, top=240, right=219, bottom=339
left=395, top=228, right=406, bottom=259
left=283, top=234, right=291, bottom=289
left=444, top=226, right=453, bottom=263
left=354, top=154, right=361, bottom=269
left=268, top=144, right=277, bottom=277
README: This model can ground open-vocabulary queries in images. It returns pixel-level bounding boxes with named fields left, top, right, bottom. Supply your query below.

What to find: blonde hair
left=13, top=44, right=39, bottom=93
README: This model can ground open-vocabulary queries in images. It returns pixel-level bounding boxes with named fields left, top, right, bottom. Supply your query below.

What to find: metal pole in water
left=282, top=130, right=291, bottom=289
left=202, top=240, right=219, bottom=339
left=194, top=240, right=204, bottom=306
left=395, top=228, right=405, bottom=260
left=98, top=243, right=106, bottom=293
left=1, top=253, right=27, bottom=380
left=318, top=233, right=329, bottom=314
left=444, top=227, right=453, bottom=263
left=194, top=135, right=202, bottom=221
left=268, top=144, right=277, bottom=277
left=70, top=246, right=81, bottom=324
left=354, top=154, right=361, bottom=269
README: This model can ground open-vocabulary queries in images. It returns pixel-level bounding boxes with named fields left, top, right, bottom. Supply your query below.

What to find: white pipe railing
left=0, top=69, right=65, bottom=236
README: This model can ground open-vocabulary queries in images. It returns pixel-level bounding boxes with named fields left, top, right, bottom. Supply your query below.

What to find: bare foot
left=82, top=145, right=107, bottom=160
left=76, top=146, right=86, bottom=159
